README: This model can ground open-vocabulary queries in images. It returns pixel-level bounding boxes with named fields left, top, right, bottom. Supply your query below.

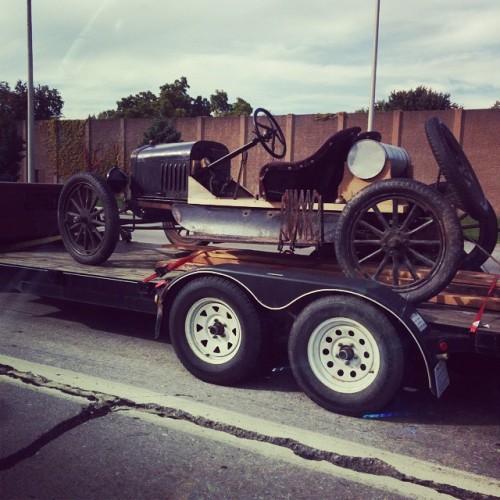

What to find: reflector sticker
left=434, top=360, right=450, bottom=398
left=410, top=312, right=427, bottom=332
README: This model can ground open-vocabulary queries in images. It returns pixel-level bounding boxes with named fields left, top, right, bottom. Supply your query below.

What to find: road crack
left=0, top=364, right=497, bottom=499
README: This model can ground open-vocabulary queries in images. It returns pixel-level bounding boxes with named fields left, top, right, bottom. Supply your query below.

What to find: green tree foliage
left=139, top=117, right=182, bottom=146
left=228, top=97, right=253, bottom=116
left=0, top=110, right=25, bottom=181
left=210, top=90, right=232, bottom=116
left=106, top=91, right=159, bottom=119
left=98, top=77, right=251, bottom=119
left=0, top=80, right=63, bottom=120
left=356, top=86, right=459, bottom=112
left=210, top=91, right=253, bottom=116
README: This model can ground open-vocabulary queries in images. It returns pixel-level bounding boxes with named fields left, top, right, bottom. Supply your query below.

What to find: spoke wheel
left=334, top=179, right=463, bottom=303
left=288, top=296, right=404, bottom=416
left=425, top=117, right=488, bottom=220
left=58, top=173, right=120, bottom=265
left=168, top=277, right=263, bottom=385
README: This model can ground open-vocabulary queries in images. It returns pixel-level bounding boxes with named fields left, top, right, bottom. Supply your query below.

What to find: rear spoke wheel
left=334, top=179, right=463, bottom=303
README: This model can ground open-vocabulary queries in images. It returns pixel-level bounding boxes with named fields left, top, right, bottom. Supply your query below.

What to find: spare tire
left=425, top=117, right=488, bottom=220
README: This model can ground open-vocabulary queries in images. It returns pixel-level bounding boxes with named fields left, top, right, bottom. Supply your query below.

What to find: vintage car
left=57, top=109, right=497, bottom=303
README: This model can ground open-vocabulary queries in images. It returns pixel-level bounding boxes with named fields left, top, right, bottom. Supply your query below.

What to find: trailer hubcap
left=307, top=317, right=381, bottom=393
left=185, top=298, right=242, bottom=364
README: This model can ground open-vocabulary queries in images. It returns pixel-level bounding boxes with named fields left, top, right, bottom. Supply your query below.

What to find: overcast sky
left=2, top=0, right=499, bottom=119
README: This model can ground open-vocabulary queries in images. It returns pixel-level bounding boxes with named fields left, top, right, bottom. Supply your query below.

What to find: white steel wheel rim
left=307, top=317, right=381, bottom=394
left=185, top=298, right=242, bottom=365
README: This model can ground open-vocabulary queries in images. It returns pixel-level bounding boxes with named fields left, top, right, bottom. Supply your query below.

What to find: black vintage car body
left=57, top=109, right=497, bottom=303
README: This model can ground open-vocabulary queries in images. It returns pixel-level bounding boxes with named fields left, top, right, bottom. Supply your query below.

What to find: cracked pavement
left=1, top=359, right=499, bottom=500
left=1, top=279, right=499, bottom=500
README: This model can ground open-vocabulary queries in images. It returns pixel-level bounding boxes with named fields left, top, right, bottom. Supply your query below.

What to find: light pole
left=367, top=0, right=381, bottom=132
left=27, top=0, right=35, bottom=182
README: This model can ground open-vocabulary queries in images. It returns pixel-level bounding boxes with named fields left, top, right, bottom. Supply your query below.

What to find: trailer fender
left=156, top=263, right=441, bottom=395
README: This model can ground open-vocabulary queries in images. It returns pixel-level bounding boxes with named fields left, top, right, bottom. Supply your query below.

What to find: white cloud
left=1, top=0, right=499, bottom=118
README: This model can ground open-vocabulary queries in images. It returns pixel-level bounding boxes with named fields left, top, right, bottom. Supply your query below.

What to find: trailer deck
left=0, top=238, right=499, bottom=356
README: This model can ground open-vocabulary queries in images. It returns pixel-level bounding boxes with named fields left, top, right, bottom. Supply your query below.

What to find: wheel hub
left=185, top=298, right=242, bottom=365
left=337, top=344, right=355, bottom=361
left=307, top=318, right=381, bottom=394
left=383, top=230, right=407, bottom=250
left=209, top=319, right=226, bottom=338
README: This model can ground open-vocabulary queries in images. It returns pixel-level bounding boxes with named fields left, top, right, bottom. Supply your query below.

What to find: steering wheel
left=253, top=108, right=286, bottom=159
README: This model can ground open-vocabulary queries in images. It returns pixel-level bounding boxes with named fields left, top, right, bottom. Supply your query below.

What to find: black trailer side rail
left=0, top=262, right=157, bottom=314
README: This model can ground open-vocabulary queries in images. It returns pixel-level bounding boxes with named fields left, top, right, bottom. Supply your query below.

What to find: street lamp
left=27, top=0, right=35, bottom=182
left=367, top=0, right=381, bottom=132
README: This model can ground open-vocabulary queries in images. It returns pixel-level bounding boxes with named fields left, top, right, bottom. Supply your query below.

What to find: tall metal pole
left=27, top=0, right=36, bottom=182
left=367, top=0, right=381, bottom=132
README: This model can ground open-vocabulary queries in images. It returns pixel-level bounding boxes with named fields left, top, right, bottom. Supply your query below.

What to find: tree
left=491, top=100, right=500, bottom=109
left=210, top=91, right=252, bottom=116
left=99, top=91, right=158, bottom=119
left=0, top=110, right=25, bottom=181
left=139, top=117, right=181, bottom=146
left=210, top=90, right=232, bottom=116
left=98, top=77, right=251, bottom=119
left=356, top=86, right=459, bottom=112
left=0, top=80, right=63, bottom=120
left=229, top=97, right=253, bottom=116
left=190, top=95, right=211, bottom=117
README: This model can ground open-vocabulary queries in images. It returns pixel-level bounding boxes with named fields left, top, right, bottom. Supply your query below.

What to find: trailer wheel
left=58, top=172, right=120, bottom=265
left=288, top=295, right=404, bottom=416
left=334, top=178, right=463, bottom=303
left=168, top=277, right=263, bottom=385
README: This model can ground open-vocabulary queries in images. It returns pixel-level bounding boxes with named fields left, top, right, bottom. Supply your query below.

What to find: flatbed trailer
left=1, top=238, right=498, bottom=416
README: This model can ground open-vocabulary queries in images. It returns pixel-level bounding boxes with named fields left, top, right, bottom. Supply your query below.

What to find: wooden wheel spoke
left=407, top=247, right=436, bottom=267
left=371, top=204, right=391, bottom=230
left=358, top=219, right=384, bottom=237
left=407, top=239, right=440, bottom=246
left=400, top=204, right=419, bottom=232
left=406, top=217, right=435, bottom=236
left=357, top=247, right=384, bottom=264
left=372, top=254, right=390, bottom=281
left=392, top=199, right=399, bottom=227
left=403, top=256, right=420, bottom=280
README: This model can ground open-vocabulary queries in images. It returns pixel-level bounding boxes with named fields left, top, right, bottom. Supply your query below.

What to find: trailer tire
left=288, top=295, right=405, bottom=416
left=168, top=276, right=263, bottom=385
left=58, top=172, right=120, bottom=265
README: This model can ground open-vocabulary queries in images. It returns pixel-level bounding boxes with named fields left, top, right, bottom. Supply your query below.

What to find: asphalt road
left=0, top=232, right=499, bottom=499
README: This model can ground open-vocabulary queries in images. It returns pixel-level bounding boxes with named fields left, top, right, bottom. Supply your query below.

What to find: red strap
left=142, top=272, right=158, bottom=283
left=142, top=250, right=208, bottom=283
left=470, top=275, right=498, bottom=334
left=165, top=250, right=207, bottom=271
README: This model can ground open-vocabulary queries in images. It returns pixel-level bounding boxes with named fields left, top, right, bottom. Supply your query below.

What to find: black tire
left=168, top=277, right=264, bottom=385
left=334, top=178, right=463, bottom=303
left=433, top=182, right=498, bottom=271
left=58, top=172, right=120, bottom=265
left=425, top=117, right=488, bottom=220
left=288, top=295, right=405, bottom=416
